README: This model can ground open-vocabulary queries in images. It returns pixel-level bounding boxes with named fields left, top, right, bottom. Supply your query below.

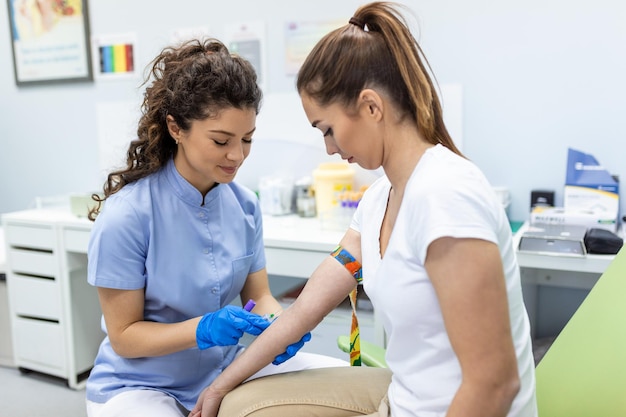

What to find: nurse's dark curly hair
left=88, top=38, right=262, bottom=220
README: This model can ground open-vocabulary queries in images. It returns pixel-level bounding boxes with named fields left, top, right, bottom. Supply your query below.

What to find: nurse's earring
left=166, top=114, right=181, bottom=145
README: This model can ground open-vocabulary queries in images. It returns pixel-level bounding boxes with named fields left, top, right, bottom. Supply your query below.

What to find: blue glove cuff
left=196, top=313, right=215, bottom=350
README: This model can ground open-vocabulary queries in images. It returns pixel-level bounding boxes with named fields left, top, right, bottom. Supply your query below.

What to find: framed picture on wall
left=6, top=0, right=93, bottom=85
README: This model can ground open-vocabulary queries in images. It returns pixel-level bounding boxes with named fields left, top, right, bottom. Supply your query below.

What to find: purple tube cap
left=243, top=299, right=256, bottom=312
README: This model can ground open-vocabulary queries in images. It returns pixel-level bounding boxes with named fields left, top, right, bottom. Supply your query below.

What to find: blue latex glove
left=196, top=305, right=270, bottom=350
left=272, top=332, right=312, bottom=365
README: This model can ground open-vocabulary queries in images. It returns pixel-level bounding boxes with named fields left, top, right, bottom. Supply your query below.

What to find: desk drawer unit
left=4, top=222, right=65, bottom=376
left=9, top=274, right=61, bottom=320
left=2, top=211, right=101, bottom=389
left=6, top=233, right=60, bottom=321
left=8, top=247, right=56, bottom=277
left=5, top=224, right=55, bottom=251
left=13, top=316, right=66, bottom=376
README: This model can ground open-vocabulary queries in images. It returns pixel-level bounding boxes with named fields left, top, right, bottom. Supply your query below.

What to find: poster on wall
left=223, top=21, right=267, bottom=91
left=6, top=0, right=93, bottom=85
left=284, top=19, right=343, bottom=76
left=91, top=33, right=138, bottom=80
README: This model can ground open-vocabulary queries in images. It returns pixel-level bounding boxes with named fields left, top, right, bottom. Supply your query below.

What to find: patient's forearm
left=214, top=307, right=312, bottom=391
left=211, top=255, right=357, bottom=391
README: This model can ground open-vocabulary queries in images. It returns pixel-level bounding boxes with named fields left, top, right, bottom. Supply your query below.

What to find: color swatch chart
left=98, top=44, right=134, bottom=74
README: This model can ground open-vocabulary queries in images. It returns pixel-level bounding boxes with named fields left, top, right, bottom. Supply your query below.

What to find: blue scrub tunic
left=86, top=158, right=266, bottom=409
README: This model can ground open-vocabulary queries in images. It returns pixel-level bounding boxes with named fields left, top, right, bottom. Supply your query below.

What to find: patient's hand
left=189, top=385, right=228, bottom=417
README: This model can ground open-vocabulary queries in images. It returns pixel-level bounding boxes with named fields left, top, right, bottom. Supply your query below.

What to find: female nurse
left=85, top=38, right=345, bottom=417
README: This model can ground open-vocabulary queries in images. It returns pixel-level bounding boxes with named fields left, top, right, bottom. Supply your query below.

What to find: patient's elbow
left=467, top=368, right=521, bottom=414
left=494, top=373, right=521, bottom=412
left=504, top=374, right=521, bottom=402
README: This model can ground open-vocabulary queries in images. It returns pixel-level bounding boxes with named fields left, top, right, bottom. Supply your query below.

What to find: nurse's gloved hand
left=196, top=306, right=270, bottom=350
left=272, top=332, right=312, bottom=365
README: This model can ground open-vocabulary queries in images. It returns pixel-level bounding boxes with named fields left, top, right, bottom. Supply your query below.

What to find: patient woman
left=85, top=38, right=345, bottom=417
left=190, top=2, right=537, bottom=417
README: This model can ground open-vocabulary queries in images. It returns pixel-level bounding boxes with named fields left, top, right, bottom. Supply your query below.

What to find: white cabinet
left=2, top=210, right=103, bottom=389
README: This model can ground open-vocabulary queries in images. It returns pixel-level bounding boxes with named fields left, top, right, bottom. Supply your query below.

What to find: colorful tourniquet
left=330, top=245, right=362, bottom=366
left=348, top=287, right=362, bottom=366
left=331, top=245, right=363, bottom=282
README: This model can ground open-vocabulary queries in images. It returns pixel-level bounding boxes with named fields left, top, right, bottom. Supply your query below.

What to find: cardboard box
left=530, top=206, right=617, bottom=232
left=564, top=148, right=619, bottom=217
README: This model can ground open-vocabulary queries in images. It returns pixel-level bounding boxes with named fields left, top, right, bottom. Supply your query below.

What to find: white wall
left=1, top=0, right=625, bottom=222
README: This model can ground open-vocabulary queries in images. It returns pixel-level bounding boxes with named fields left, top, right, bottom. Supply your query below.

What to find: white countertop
left=0, top=209, right=345, bottom=255
left=2, top=209, right=617, bottom=276
left=1, top=208, right=92, bottom=226
left=262, top=214, right=345, bottom=251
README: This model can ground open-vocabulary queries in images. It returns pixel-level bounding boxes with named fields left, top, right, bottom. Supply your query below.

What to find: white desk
left=0, top=209, right=385, bottom=384
left=514, top=222, right=615, bottom=338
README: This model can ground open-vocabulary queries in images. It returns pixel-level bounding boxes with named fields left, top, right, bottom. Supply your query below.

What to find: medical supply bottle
left=312, top=162, right=355, bottom=217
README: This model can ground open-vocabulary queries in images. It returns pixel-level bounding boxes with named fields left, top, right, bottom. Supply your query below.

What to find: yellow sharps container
left=312, top=162, right=355, bottom=217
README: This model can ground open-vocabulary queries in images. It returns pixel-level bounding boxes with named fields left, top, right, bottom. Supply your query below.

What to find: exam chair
left=534, top=247, right=626, bottom=416
left=336, top=335, right=387, bottom=368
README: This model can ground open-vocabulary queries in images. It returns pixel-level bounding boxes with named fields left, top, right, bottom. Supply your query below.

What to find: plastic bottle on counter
left=312, top=162, right=355, bottom=217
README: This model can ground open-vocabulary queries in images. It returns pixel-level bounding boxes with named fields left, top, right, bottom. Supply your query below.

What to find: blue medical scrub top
left=86, top=158, right=266, bottom=409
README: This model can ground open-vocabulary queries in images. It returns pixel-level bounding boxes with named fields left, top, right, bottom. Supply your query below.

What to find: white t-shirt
left=352, top=145, right=537, bottom=417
